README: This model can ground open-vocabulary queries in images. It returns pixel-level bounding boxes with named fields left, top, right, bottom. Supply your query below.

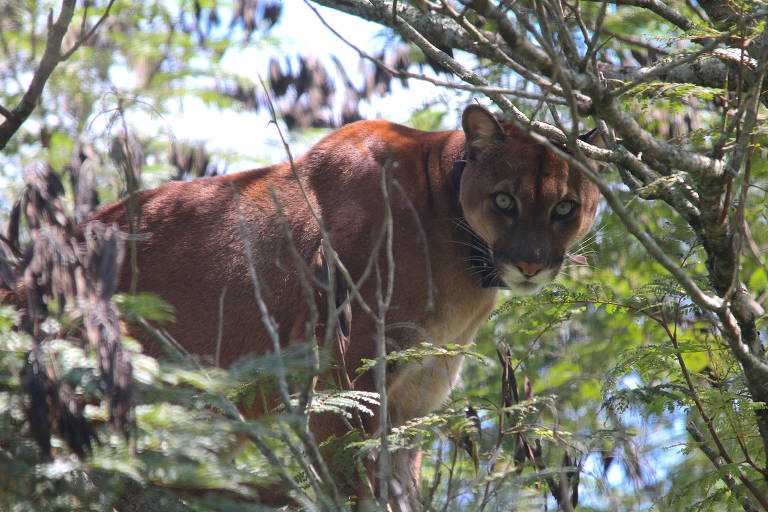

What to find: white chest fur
left=386, top=292, right=495, bottom=425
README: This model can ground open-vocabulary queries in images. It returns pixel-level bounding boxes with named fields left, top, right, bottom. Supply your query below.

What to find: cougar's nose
left=514, top=261, right=544, bottom=278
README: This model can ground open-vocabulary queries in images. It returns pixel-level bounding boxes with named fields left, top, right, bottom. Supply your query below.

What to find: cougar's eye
left=552, top=200, right=577, bottom=220
left=492, top=192, right=516, bottom=215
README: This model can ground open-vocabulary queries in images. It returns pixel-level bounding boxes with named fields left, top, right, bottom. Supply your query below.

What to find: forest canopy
left=1, top=1, right=768, bottom=511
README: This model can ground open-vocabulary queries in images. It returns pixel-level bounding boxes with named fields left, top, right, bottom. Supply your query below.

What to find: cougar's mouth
left=498, top=262, right=560, bottom=296
left=462, top=227, right=562, bottom=293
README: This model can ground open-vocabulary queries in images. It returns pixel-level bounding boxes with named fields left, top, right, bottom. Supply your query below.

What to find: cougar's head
left=458, top=105, right=602, bottom=295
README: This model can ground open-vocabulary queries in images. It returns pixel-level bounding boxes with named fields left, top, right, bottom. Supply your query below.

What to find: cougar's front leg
left=309, top=410, right=377, bottom=507
left=384, top=354, right=466, bottom=510
left=388, top=445, right=423, bottom=512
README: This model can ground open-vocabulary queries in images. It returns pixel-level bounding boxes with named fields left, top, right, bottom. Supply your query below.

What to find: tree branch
left=0, top=0, right=76, bottom=150
left=60, top=0, right=116, bottom=60
left=305, top=0, right=574, bottom=107
left=696, top=0, right=745, bottom=30
left=310, top=0, right=752, bottom=100
left=0, top=0, right=117, bottom=150
left=610, top=33, right=735, bottom=97
left=581, top=0, right=695, bottom=31
left=594, top=26, right=670, bottom=55
left=588, top=88, right=723, bottom=179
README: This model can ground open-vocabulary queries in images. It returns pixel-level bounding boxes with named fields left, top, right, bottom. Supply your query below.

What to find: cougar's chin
left=499, top=264, right=558, bottom=296
left=502, top=280, right=547, bottom=296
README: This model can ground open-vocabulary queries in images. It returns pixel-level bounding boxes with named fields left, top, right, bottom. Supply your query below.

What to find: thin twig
left=60, top=0, right=116, bottom=60
left=214, top=286, right=227, bottom=367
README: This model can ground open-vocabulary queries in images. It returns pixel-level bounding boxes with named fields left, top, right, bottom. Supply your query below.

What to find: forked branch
left=0, top=0, right=115, bottom=150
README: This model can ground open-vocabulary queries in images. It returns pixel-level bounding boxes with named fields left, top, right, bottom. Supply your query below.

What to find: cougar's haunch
left=88, top=105, right=601, bottom=506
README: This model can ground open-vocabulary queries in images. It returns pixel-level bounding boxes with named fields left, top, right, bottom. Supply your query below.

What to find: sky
left=156, top=0, right=449, bottom=166
left=1, top=0, right=455, bottom=205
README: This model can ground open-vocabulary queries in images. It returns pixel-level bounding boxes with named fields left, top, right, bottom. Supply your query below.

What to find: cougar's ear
left=578, top=127, right=608, bottom=171
left=578, top=127, right=606, bottom=148
left=462, top=104, right=504, bottom=158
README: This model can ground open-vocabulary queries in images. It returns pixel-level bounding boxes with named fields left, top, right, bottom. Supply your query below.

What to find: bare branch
left=696, top=0, right=746, bottom=29
left=311, top=0, right=751, bottom=102
left=581, top=0, right=695, bottom=31
left=685, top=0, right=710, bottom=24
left=0, top=0, right=76, bottom=150
left=594, top=26, right=670, bottom=55
left=588, top=89, right=723, bottom=179
left=610, top=33, right=734, bottom=97
left=305, top=0, right=573, bottom=106
left=440, top=0, right=591, bottom=105
left=60, top=0, right=116, bottom=60
left=580, top=1, right=610, bottom=70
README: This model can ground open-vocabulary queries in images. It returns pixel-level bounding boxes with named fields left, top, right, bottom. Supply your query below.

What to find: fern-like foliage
left=304, top=390, right=380, bottom=419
